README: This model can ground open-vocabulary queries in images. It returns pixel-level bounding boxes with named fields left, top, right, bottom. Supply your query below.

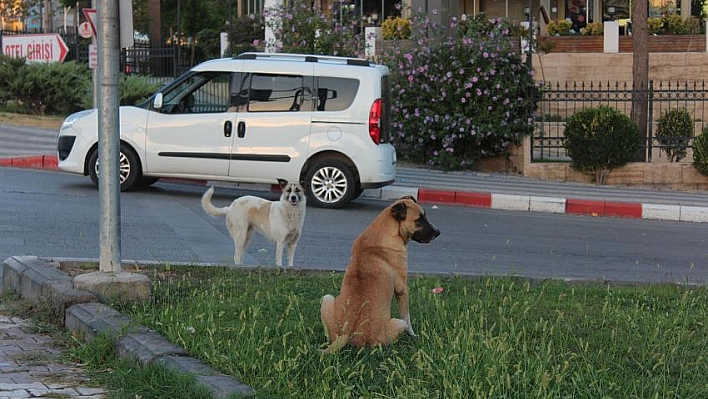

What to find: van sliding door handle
left=224, top=121, right=232, bottom=137
left=237, top=121, right=246, bottom=138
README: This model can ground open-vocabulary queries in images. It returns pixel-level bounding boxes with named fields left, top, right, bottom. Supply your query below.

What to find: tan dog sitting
left=320, top=196, right=440, bottom=353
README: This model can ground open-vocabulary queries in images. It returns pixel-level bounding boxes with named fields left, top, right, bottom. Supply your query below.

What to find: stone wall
left=376, top=39, right=708, bottom=83
left=479, top=137, right=708, bottom=191
left=533, top=52, right=708, bottom=83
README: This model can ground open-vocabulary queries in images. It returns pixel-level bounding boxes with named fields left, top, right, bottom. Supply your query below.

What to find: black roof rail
left=347, top=59, right=372, bottom=67
left=234, top=52, right=375, bottom=67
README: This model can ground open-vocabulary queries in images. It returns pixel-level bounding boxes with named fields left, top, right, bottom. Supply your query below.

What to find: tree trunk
left=147, top=0, right=162, bottom=47
left=43, top=0, right=52, bottom=33
left=631, top=0, right=649, bottom=161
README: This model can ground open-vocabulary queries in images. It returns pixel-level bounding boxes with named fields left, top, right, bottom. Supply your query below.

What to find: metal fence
left=533, top=80, right=708, bottom=163
left=121, top=44, right=195, bottom=77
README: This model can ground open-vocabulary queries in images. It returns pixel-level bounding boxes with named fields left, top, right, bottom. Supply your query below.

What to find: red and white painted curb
left=4, top=155, right=708, bottom=223
left=0, top=155, right=58, bottom=170
left=367, top=185, right=708, bottom=224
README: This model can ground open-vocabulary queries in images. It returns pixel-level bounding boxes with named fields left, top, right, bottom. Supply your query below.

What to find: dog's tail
left=201, top=187, right=229, bottom=217
left=322, top=334, right=350, bottom=355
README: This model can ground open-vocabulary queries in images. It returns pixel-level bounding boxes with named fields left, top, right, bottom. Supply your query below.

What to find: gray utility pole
left=97, top=0, right=122, bottom=272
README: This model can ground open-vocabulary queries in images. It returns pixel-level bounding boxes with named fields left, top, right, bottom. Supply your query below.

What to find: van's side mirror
left=153, top=93, right=163, bottom=110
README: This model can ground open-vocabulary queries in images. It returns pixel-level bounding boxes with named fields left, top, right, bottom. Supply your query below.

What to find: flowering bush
left=379, top=12, right=538, bottom=169
left=263, top=0, right=363, bottom=57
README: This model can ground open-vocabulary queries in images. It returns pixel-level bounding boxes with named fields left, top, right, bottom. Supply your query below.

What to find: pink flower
left=432, top=286, right=444, bottom=294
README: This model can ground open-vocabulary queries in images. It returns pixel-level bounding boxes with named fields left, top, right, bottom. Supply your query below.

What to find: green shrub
left=82, top=74, right=165, bottom=109
left=582, top=22, right=603, bottom=35
left=564, top=105, right=641, bottom=184
left=193, top=28, right=223, bottom=60
left=648, top=17, right=664, bottom=35
left=548, top=20, right=573, bottom=36
left=684, top=16, right=702, bottom=34
left=222, top=16, right=265, bottom=57
left=226, top=43, right=258, bottom=56
left=382, top=16, right=411, bottom=40
left=692, top=125, right=708, bottom=175
left=118, top=75, right=163, bottom=105
left=656, top=107, right=693, bottom=162
left=7, top=61, right=91, bottom=115
left=663, top=14, right=690, bottom=34
left=0, top=55, right=27, bottom=105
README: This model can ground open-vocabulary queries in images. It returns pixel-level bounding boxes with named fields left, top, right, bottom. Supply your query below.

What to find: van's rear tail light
left=369, top=99, right=381, bottom=144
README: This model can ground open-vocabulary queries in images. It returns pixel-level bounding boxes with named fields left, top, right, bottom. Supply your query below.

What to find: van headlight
left=61, top=109, right=95, bottom=131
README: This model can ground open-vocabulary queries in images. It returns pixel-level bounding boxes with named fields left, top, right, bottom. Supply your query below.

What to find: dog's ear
left=299, top=180, right=308, bottom=190
left=277, top=178, right=288, bottom=188
left=391, top=201, right=408, bottom=221
left=399, top=195, right=418, bottom=203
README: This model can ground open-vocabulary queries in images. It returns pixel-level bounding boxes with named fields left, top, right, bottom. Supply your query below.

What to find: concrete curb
left=2, top=255, right=256, bottom=398
left=364, top=186, right=708, bottom=223
left=4, top=154, right=708, bottom=223
left=0, top=154, right=58, bottom=170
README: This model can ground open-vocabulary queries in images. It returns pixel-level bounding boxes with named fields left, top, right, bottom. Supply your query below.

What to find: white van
left=57, top=52, right=397, bottom=208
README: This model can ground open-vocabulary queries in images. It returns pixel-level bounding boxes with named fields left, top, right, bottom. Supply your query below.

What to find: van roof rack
left=235, top=52, right=375, bottom=67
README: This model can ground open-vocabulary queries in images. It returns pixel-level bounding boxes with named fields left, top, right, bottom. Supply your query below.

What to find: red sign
left=78, top=21, right=94, bottom=39
left=82, top=8, right=97, bottom=39
left=2, top=34, right=69, bottom=63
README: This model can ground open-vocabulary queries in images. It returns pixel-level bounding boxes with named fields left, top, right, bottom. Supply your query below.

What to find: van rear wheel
left=305, top=159, right=356, bottom=209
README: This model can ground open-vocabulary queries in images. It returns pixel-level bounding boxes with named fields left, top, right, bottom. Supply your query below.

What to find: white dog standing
left=201, top=179, right=307, bottom=267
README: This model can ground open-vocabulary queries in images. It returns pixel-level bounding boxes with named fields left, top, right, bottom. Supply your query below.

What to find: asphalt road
left=2, top=167, right=708, bottom=285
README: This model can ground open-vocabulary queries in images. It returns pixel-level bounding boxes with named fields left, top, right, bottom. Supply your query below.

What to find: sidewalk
left=2, top=124, right=708, bottom=222
left=0, top=311, right=106, bottom=398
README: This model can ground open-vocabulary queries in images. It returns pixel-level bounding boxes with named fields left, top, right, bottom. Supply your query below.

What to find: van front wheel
left=88, top=144, right=141, bottom=191
left=305, top=159, right=356, bottom=209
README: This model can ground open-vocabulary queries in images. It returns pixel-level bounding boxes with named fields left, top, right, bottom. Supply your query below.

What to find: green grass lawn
left=105, top=266, right=708, bottom=399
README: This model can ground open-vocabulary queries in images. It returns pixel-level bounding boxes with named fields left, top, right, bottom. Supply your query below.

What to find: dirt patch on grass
left=0, top=112, right=64, bottom=130
left=56, top=260, right=181, bottom=280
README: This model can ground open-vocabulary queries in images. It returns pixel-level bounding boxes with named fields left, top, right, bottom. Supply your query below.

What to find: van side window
left=161, top=72, right=231, bottom=114
left=316, top=77, right=359, bottom=111
left=247, top=73, right=310, bottom=112
left=228, top=72, right=248, bottom=112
